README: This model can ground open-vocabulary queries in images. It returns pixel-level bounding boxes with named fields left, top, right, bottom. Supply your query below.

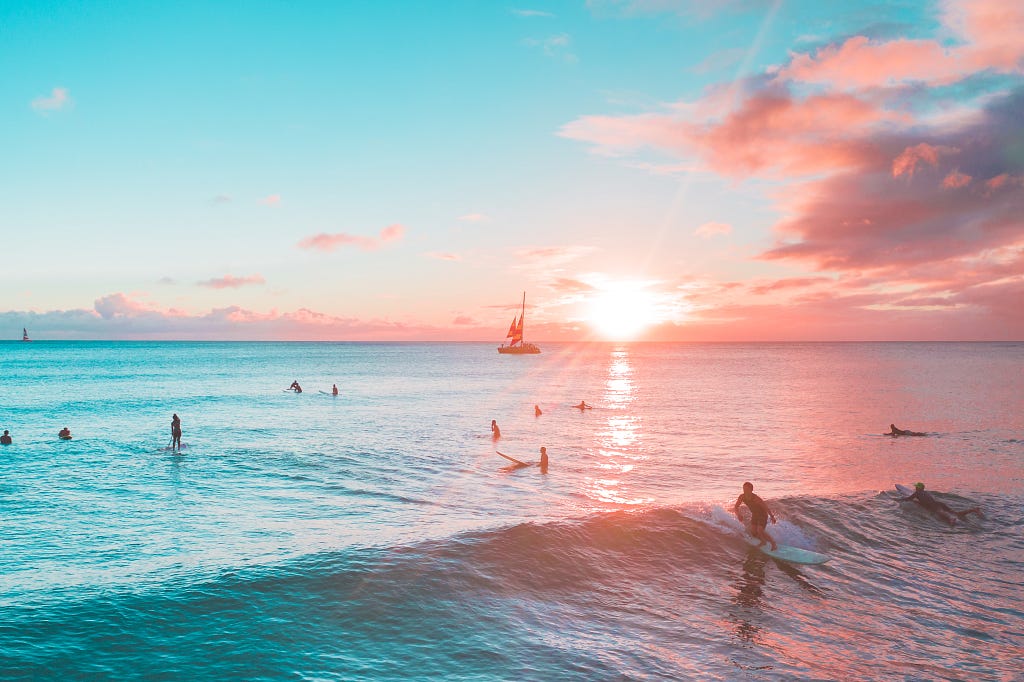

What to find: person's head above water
left=742, top=481, right=754, bottom=493
left=915, top=482, right=925, bottom=490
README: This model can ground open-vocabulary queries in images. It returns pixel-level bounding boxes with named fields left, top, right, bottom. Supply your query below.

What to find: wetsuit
left=738, top=492, right=770, bottom=528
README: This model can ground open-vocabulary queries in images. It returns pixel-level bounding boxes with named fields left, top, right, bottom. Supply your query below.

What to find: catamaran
left=22, top=328, right=30, bottom=342
left=498, top=292, right=540, bottom=354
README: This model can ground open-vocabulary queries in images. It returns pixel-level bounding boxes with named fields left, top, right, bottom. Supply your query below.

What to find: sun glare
left=586, top=283, right=662, bottom=340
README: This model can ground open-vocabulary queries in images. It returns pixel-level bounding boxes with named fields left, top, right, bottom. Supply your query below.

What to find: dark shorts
left=750, top=512, right=768, bottom=528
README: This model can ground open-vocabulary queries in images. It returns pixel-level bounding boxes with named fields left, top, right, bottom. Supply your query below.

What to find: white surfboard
left=743, top=535, right=831, bottom=564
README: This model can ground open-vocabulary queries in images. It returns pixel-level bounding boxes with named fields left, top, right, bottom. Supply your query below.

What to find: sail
left=510, top=315, right=523, bottom=345
left=506, top=318, right=517, bottom=338
left=22, top=328, right=29, bottom=341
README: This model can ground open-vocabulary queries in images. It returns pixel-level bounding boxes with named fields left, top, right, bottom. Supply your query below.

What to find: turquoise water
left=1, top=342, right=1022, bottom=679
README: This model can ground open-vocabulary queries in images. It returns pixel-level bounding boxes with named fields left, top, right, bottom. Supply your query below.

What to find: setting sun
left=586, top=282, right=663, bottom=340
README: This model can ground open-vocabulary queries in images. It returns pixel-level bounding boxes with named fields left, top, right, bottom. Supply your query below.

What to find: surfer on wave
left=733, top=481, right=777, bottom=551
left=899, top=482, right=982, bottom=523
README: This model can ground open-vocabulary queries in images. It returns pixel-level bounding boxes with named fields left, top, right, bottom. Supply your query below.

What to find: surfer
left=289, top=380, right=302, bottom=393
left=886, top=423, right=925, bottom=436
left=733, top=482, right=777, bottom=551
left=900, top=482, right=982, bottom=522
left=0, top=429, right=11, bottom=445
left=575, top=401, right=591, bottom=410
left=58, top=427, right=72, bottom=440
left=535, top=404, right=542, bottom=417
left=539, top=446, right=548, bottom=473
left=332, top=384, right=339, bottom=396
left=491, top=420, right=501, bottom=440
left=171, top=413, right=182, bottom=451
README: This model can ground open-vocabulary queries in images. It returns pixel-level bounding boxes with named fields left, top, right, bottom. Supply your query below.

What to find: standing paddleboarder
left=171, top=413, right=182, bottom=451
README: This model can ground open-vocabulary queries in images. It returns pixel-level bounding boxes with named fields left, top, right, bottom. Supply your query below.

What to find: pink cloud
left=94, top=293, right=156, bottom=319
left=297, top=224, right=406, bottom=252
left=892, top=143, right=957, bottom=179
left=942, top=170, right=972, bottom=188
left=694, top=221, right=732, bottom=238
left=425, top=252, right=461, bottom=261
left=260, top=194, right=281, bottom=206
left=197, top=274, right=266, bottom=289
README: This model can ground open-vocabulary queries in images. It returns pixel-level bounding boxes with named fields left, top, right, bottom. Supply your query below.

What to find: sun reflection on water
left=583, top=346, right=654, bottom=507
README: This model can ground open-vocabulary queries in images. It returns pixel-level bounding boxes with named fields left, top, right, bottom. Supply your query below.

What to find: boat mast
left=520, top=291, right=526, bottom=342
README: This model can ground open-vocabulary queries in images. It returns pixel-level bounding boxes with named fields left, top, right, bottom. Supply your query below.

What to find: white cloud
left=31, top=87, right=71, bottom=112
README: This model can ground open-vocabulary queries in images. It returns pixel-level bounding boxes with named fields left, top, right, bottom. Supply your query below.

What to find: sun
left=586, top=282, right=662, bottom=340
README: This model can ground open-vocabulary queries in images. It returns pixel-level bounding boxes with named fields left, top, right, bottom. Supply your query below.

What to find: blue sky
left=2, top=1, right=1021, bottom=340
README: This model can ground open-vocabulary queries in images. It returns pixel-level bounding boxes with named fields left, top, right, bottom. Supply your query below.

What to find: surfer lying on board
left=288, top=380, right=302, bottom=393
left=900, top=482, right=982, bottom=522
left=733, top=482, right=778, bottom=551
left=886, top=423, right=926, bottom=436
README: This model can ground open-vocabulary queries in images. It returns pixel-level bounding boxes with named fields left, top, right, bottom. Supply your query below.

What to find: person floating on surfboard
left=288, top=380, right=302, bottom=393
left=733, top=482, right=778, bottom=551
left=899, top=482, right=982, bottom=523
left=575, top=401, right=591, bottom=410
left=491, top=420, right=501, bottom=440
left=886, top=423, right=926, bottom=436
left=58, top=427, right=72, bottom=440
left=171, top=413, right=182, bottom=451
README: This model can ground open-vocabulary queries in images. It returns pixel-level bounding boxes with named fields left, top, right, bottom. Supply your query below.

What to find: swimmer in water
left=491, top=420, right=501, bottom=440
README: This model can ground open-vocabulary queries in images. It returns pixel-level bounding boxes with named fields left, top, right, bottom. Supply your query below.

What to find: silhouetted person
left=900, top=482, right=982, bottom=523
left=332, top=384, right=339, bottom=396
left=289, top=380, right=302, bottom=393
left=733, top=482, right=777, bottom=551
left=0, top=429, right=11, bottom=445
left=535, top=405, right=542, bottom=416
left=887, top=423, right=926, bottom=436
left=171, top=413, right=182, bottom=451
left=575, top=401, right=591, bottom=410
left=58, top=427, right=72, bottom=440
left=491, top=420, right=501, bottom=440
left=539, top=446, right=548, bottom=473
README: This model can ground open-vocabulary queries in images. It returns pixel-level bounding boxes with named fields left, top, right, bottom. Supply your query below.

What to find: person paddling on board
left=539, top=446, right=548, bottom=473
left=887, top=423, right=925, bottom=436
left=491, top=420, right=501, bottom=440
left=733, top=482, right=778, bottom=551
left=171, top=413, right=182, bottom=451
left=332, top=384, right=339, bottom=396
left=575, top=401, right=591, bottom=410
left=289, top=380, right=302, bottom=393
left=899, top=482, right=982, bottom=523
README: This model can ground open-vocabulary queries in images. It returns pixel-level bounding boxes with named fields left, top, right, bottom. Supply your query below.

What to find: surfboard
left=496, top=451, right=529, bottom=467
left=743, top=535, right=831, bottom=564
left=318, top=390, right=338, bottom=396
left=895, top=483, right=957, bottom=525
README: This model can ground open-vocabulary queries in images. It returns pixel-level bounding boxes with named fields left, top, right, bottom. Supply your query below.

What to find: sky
left=1, top=0, right=1022, bottom=341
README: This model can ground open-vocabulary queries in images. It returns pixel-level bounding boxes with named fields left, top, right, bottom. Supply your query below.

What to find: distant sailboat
left=498, top=292, right=540, bottom=354
left=22, top=328, right=30, bottom=342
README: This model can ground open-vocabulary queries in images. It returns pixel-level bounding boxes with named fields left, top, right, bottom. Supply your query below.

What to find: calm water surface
left=0, top=342, right=1021, bottom=680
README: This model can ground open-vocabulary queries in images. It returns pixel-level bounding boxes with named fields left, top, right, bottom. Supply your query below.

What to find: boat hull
left=498, top=343, right=540, bottom=354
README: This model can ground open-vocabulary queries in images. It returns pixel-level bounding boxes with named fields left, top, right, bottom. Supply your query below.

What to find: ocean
left=1, top=341, right=1021, bottom=680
